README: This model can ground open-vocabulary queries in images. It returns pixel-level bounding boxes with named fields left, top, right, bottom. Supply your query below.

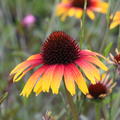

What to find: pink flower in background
left=22, top=14, right=36, bottom=27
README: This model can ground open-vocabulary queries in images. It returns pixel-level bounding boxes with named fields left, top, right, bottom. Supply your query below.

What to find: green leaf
left=103, top=42, right=113, bottom=56
left=0, top=92, right=8, bottom=104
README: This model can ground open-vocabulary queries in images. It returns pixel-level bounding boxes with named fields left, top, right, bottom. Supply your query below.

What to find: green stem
left=99, top=0, right=112, bottom=52
left=80, top=0, right=87, bottom=47
left=109, top=68, right=116, bottom=120
left=109, top=94, right=112, bottom=120
left=118, top=26, right=120, bottom=49
left=95, top=102, right=101, bottom=120
left=45, top=0, right=58, bottom=39
left=64, top=84, right=79, bottom=120
left=0, top=92, right=8, bottom=104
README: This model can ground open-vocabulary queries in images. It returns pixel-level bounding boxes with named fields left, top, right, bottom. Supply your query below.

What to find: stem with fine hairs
left=80, top=0, right=87, bottom=47
left=99, top=0, right=112, bottom=52
left=64, top=82, right=79, bottom=120
left=95, top=102, right=101, bottom=120
left=118, top=26, right=120, bottom=49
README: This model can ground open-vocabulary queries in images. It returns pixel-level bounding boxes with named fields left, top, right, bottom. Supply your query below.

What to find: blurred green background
left=0, top=0, right=120, bottom=120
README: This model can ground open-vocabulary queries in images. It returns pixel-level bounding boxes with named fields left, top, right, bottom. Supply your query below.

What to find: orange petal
left=79, top=50, right=107, bottom=59
left=69, top=64, right=88, bottom=95
left=27, top=54, right=42, bottom=60
left=78, top=56, right=108, bottom=71
left=56, top=4, right=68, bottom=16
left=79, top=50, right=98, bottom=57
left=10, top=59, right=42, bottom=75
left=87, top=9, right=95, bottom=20
left=76, top=60, right=100, bottom=84
left=68, top=8, right=75, bottom=16
left=13, top=63, right=39, bottom=82
left=64, top=64, right=76, bottom=95
left=42, top=65, right=56, bottom=92
left=34, top=65, right=56, bottom=93
left=51, top=64, right=64, bottom=94
left=75, top=9, right=83, bottom=18
left=20, top=65, right=47, bottom=97
left=93, top=1, right=108, bottom=13
left=110, top=20, right=120, bottom=29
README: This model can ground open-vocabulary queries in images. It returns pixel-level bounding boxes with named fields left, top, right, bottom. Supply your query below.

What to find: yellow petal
left=64, top=64, right=76, bottom=95
left=20, top=65, right=47, bottom=97
left=70, top=64, right=88, bottom=95
left=75, top=9, right=83, bottom=18
left=87, top=9, right=95, bottom=20
left=51, top=65, right=64, bottom=94
left=110, top=21, right=120, bottom=29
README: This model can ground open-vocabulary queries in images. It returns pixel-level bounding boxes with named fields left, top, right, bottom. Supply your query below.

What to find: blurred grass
left=0, top=0, right=120, bottom=120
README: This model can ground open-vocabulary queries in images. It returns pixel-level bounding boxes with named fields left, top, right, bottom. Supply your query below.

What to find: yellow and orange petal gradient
left=86, top=74, right=116, bottom=99
left=110, top=11, right=120, bottom=29
left=10, top=31, right=108, bottom=97
left=56, top=0, right=108, bottom=20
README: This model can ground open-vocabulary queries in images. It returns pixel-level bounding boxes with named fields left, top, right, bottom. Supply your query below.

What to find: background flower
left=110, top=11, right=120, bottom=29
left=56, top=0, right=108, bottom=20
left=86, top=74, right=116, bottom=99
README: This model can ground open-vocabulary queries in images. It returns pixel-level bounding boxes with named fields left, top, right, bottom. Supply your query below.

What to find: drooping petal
left=13, top=63, right=39, bottom=82
left=51, top=64, right=64, bottom=94
left=64, top=64, right=76, bottom=95
left=87, top=9, right=95, bottom=20
left=56, top=5, right=68, bottom=16
left=77, top=56, right=108, bottom=71
left=75, top=9, right=83, bottom=18
left=42, top=65, right=56, bottom=92
left=10, top=59, right=42, bottom=75
left=69, top=64, right=88, bottom=95
left=27, top=54, right=42, bottom=60
left=34, top=65, right=56, bottom=93
left=68, top=8, right=76, bottom=16
left=79, top=50, right=98, bottom=57
left=79, top=50, right=107, bottom=59
left=110, top=20, right=120, bottom=29
left=76, top=60, right=100, bottom=84
left=94, top=1, right=108, bottom=13
left=20, top=65, right=47, bottom=97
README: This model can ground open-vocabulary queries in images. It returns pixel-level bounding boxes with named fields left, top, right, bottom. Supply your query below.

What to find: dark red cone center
left=42, top=31, right=80, bottom=65
left=114, top=54, right=120, bottom=63
left=71, top=0, right=91, bottom=8
left=88, top=82, right=107, bottom=99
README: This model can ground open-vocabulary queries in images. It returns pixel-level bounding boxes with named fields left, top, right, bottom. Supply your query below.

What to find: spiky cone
left=86, top=74, right=116, bottom=99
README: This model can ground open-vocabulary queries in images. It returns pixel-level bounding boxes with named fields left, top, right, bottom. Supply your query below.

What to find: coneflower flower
left=110, top=11, right=120, bottom=29
left=86, top=74, right=116, bottom=99
left=56, top=0, right=108, bottom=20
left=10, top=31, right=108, bottom=97
left=109, top=49, right=120, bottom=75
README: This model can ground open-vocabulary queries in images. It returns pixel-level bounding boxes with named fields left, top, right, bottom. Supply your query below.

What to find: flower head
left=56, top=0, right=108, bottom=20
left=109, top=49, right=120, bottom=65
left=86, top=74, right=116, bottom=99
left=109, top=49, right=120, bottom=75
left=110, top=11, right=120, bottom=29
left=22, top=14, right=36, bottom=27
left=10, top=31, right=108, bottom=97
